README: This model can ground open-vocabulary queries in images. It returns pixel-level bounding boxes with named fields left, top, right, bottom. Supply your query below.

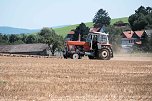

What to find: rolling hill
left=0, top=25, right=68, bottom=35
left=0, top=17, right=128, bottom=37
left=54, top=17, right=128, bottom=37
left=0, top=26, right=40, bottom=34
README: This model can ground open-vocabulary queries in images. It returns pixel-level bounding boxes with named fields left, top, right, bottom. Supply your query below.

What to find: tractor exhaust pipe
left=78, top=34, right=81, bottom=41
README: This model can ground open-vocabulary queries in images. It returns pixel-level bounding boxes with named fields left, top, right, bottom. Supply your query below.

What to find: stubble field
left=0, top=56, right=152, bottom=101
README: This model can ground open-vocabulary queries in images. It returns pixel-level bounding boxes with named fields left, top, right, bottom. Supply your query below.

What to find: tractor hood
left=67, top=41, right=88, bottom=46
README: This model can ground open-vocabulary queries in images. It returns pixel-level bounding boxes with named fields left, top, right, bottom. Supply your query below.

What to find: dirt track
left=0, top=56, right=152, bottom=101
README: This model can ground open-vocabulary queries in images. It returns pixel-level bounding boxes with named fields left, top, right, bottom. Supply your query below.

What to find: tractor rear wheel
left=98, top=48, right=111, bottom=60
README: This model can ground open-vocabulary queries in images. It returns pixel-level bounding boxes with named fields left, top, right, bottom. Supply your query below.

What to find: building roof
left=114, top=23, right=129, bottom=27
left=135, top=31, right=144, bottom=37
left=122, top=31, right=144, bottom=39
left=123, top=31, right=134, bottom=39
left=0, top=43, right=49, bottom=53
left=0, top=45, right=12, bottom=53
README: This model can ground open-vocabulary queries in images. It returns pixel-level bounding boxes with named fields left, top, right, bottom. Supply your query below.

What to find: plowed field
left=0, top=56, right=152, bottom=101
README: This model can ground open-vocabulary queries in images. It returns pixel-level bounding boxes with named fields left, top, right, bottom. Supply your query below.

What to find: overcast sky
left=0, top=0, right=151, bottom=29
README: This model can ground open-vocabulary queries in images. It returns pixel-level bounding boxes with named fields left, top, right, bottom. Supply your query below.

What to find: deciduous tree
left=26, top=35, right=37, bottom=44
left=128, top=6, right=152, bottom=31
left=38, top=27, right=63, bottom=55
left=73, top=23, right=89, bottom=41
left=9, top=34, right=18, bottom=43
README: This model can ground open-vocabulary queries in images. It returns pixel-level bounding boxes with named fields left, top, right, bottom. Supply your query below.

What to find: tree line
left=0, top=5, right=152, bottom=53
left=0, top=28, right=64, bottom=55
left=72, top=6, right=152, bottom=52
left=0, top=33, right=37, bottom=45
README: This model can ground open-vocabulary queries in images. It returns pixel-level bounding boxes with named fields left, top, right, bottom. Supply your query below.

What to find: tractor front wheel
left=88, top=56, right=94, bottom=59
left=71, top=53, right=80, bottom=59
left=63, top=55, right=67, bottom=59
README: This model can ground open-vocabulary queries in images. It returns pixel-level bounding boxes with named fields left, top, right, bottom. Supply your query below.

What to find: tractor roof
left=91, top=32, right=109, bottom=36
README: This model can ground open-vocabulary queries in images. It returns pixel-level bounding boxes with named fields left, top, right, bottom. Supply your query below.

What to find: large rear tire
left=98, top=48, right=111, bottom=60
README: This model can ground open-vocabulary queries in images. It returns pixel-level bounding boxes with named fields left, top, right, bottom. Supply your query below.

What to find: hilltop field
left=54, top=17, right=128, bottom=37
left=0, top=55, right=152, bottom=101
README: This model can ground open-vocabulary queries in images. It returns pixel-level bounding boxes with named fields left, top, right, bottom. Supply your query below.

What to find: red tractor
left=63, top=32, right=113, bottom=60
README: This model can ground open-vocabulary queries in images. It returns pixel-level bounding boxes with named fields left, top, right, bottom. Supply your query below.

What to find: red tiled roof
left=123, top=31, right=134, bottom=38
left=123, top=31, right=144, bottom=39
left=134, top=31, right=144, bottom=37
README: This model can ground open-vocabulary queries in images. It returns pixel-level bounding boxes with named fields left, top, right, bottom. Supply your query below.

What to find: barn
left=0, top=43, right=49, bottom=56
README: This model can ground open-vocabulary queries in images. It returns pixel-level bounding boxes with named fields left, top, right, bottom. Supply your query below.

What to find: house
left=121, top=30, right=145, bottom=51
left=114, top=23, right=130, bottom=28
left=0, top=43, right=49, bottom=55
left=64, top=31, right=75, bottom=41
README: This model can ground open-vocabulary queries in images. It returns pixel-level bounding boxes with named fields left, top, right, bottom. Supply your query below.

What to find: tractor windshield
left=86, top=34, right=92, bottom=42
left=97, top=34, right=108, bottom=44
left=86, top=33, right=109, bottom=44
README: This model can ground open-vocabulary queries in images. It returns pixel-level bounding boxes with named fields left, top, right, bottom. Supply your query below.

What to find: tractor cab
left=86, top=32, right=110, bottom=50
